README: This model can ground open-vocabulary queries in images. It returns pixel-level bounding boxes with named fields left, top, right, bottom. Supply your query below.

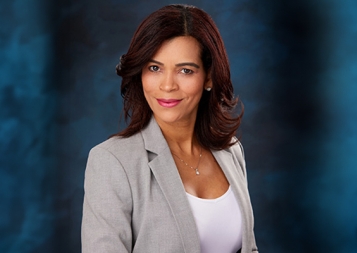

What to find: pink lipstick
left=157, top=99, right=182, bottom=108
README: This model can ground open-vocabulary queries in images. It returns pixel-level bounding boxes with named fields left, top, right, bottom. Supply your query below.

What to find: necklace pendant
left=173, top=147, right=202, bottom=176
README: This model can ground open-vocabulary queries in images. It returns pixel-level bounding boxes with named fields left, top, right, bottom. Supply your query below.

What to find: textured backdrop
left=1, top=0, right=356, bottom=252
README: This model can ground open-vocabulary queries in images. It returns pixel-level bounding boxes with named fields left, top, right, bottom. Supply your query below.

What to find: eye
left=149, top=65, right=160, bottom=72
left=180, top=68, right=193, bottom=74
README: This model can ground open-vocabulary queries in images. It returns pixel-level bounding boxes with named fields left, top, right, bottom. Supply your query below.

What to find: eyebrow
left=149, top=59, right=200, bottom=69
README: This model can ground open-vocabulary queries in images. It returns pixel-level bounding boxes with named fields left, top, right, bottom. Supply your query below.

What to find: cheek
left=141, top=75, right=151, bottom=103
left=181, top=77, right=205, bottom=96
left=188, top=87, right=203, bottom=98
left=141, top=73, right=155, bottom=93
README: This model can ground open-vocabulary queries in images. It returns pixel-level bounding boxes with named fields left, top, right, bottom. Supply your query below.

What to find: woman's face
left=141, top=36, right=211, bottom=127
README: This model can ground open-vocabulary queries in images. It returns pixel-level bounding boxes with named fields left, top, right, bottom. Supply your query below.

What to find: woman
left=82, top=4, right=258, bottom=253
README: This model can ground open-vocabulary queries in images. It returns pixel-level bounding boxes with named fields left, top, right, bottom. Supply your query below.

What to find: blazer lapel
left=141, top=117, right=201, bottom=253
left=212, top=149, right=250, bottom=253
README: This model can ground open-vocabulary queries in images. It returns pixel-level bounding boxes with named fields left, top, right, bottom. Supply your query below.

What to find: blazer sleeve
left=82, top=146, right=133, bottom=253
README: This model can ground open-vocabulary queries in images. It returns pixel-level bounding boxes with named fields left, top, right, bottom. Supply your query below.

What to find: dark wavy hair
left=115, top=4, right=243, bottom=150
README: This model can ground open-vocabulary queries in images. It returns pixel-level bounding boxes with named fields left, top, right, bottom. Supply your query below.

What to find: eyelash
left=180, top=68, right=193, bottom=74
left=148, top=65, right=194, bottom=75
left=149, top=65, right=160, bottom=72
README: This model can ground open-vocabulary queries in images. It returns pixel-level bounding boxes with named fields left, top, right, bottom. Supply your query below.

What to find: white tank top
left=186, top=186, right=242, bottom=253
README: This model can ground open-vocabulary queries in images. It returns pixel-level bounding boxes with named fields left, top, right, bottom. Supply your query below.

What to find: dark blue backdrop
left=1, top=0, right=356, bottom=252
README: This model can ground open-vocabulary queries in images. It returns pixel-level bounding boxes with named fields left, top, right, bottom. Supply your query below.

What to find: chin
left=154, top=113, right=195, bottom=125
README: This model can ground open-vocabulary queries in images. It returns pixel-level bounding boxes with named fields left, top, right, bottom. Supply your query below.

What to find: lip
left=156, top=98, right=182, bottom=108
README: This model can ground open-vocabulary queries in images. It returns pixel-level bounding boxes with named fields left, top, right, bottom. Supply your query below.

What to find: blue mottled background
left=1, top=0, right=356, bottom=252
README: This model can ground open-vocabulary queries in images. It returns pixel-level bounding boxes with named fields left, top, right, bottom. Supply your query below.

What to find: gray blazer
left=82, top=117, right=258, bottom=253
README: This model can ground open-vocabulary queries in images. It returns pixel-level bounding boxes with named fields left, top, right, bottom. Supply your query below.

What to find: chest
left=174, top=151, right=230, bottom=199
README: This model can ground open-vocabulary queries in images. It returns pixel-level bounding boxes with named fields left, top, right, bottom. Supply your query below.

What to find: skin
left=141, top=36, right=229, bottom=199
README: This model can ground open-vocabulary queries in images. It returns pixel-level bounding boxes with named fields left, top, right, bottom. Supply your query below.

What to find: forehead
left=152, top=36, right=202, bottom=62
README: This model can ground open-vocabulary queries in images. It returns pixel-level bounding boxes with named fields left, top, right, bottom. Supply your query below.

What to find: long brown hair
left=115, top=4, right=243, bottom=150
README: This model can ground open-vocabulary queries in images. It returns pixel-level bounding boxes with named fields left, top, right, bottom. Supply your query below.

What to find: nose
left=159, top=71, right=178, bottom=92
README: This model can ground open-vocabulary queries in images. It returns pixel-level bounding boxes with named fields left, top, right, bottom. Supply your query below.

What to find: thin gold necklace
left=172, top=147, right=203, bottom=175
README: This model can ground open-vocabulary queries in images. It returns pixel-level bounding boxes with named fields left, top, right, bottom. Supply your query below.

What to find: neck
left=154, top=116, right=198, bottom=155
